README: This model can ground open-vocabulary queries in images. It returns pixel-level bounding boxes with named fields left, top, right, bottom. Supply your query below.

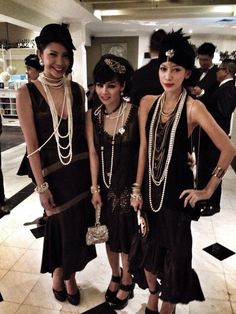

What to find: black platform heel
left=105, top=268, right=123, bottom=303
left=109, top=282, right=135, bottom=310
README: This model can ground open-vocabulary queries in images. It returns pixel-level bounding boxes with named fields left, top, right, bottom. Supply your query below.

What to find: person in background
left=189, top=42, right=219, bottom=214
left=16, top=23, right=96, bottom=306
left=0, top=114, right=10, bottom=216
left=86, top=54, right=138, bottom=310
left=190, top=42, right=219, bottom=105
left=199, top=58, right=236, bottom=216
left=130, top=29, right=166, bottom=107
left=24, top=54, right=44, bottom=81
left=131, top=29, right=236, bottom=314
left=86, top=83, right=95, bottom=110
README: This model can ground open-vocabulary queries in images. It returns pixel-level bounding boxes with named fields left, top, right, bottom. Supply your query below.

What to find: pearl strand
left=148, top=89, right=187, bottom=212
left=100, top=101, right=126, bottom=188
left=40, top=77, right=73, bottom=165
left=38, top=72, right=65, bottom=89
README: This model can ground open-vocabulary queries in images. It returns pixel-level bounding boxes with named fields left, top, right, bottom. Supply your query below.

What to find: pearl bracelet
left=131, top=193, right=142, bottom=201
left=91, top=185, right=101, bottom=194
left=34, top=182, right=49, bottom=193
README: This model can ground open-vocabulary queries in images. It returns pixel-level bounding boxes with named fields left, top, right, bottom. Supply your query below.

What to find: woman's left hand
left=179, top=188, right=210, bottom=208
left=130, top=197, right=143, bottom=212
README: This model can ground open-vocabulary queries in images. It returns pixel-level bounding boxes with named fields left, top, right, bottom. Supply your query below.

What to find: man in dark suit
left=189, top=42, right=220, bottom=215
left=190, top=42, right=219, bottom=108
left=198, top=59, right=236, bottom=216
left=130, top=29, right=166, bottom=106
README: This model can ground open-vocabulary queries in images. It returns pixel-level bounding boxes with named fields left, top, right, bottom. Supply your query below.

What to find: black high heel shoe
left=105, top=268, right=123, bottom=303
left=52, top=287, right=67, bottom=302
left=109, top=282, right=135, bottom=310
left=67, top=289, right=80, bottom=305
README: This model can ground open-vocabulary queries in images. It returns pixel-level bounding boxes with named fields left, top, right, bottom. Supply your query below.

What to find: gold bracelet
left=130, top=193, right=142, bottom=201
left=34, top=182, right=49, bottom=193
left=132, top=182, right=141, bottom=188
left=91, top=185, right=101, bottom=194
left=212, top=166, right=225, bottom=179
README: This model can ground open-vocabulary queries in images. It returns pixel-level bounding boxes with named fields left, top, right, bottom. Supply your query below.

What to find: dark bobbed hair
left=35, top=23, right=75, bottom=74
left=197, top=42, right=216, bottom=58
left=93, top=54, right=134, bottom=97
left=24, top=54, right=44, bottom=71
left=150, top=29, right=166, bottom=52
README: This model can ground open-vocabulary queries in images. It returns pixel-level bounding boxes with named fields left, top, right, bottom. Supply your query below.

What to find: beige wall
left=86, top=36, right=138, bottom=85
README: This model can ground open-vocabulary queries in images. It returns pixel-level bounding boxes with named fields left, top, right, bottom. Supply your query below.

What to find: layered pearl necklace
left=94, top=101, right=127, bottom=188
left=148, top=88, right=187, bottom=212
left=27, top=73, right=73, bottom=165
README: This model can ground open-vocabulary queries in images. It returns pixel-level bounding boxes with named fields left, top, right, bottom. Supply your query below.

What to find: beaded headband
left=104, top=58, right=126, bottom=74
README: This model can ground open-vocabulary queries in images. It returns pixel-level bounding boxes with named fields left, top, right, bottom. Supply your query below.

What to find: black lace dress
left=141, top=96, right=205, bottom=304
left=92, top=104, right=139, bottom=253
left=26, top=82, right=96, bottom=280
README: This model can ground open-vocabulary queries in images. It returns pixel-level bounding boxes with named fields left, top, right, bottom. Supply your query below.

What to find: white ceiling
left=1, top=0, right=236, bottom=37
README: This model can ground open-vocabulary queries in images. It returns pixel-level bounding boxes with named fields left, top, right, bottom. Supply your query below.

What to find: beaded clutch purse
left=86, top=205, right=109, bottom=246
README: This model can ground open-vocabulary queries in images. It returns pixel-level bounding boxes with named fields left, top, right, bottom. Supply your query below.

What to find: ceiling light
left=212, top=6, right=234, bottom=14
left=97, top=10, right=121, bottom=17
left=94, top=10, right=101, bottom=20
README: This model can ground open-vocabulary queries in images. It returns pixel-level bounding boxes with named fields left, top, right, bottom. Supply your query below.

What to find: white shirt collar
left=219, top=78, right=233, bottom=87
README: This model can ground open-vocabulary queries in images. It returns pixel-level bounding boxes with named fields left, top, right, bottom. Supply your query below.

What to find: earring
left=39, top=59, right=44, bottom=66
left=121, top=91, right=124, bottom=97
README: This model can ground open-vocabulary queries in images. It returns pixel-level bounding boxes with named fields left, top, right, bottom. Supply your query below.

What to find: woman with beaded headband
left=131, top=29, right=236, bottom=314
left=16, top=23, right=96, bottom=306
left=86, top=54, right=139, bottom=310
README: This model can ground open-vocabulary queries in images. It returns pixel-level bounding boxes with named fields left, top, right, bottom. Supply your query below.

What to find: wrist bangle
left=131, top=193, right=142, bottom=201
left=91, top=185, right=100, bottom=194
left=34, top=182, right=49, bottom=193
left=212, top=166, right=225, bottom=179
left=132, top=182, right=141, bottom=188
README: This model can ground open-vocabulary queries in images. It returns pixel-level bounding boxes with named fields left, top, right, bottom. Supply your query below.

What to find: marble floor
left=0, top=134, right=236, bottom=313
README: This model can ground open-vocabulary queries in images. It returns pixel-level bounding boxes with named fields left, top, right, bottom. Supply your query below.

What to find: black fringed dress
left=141, top=95, right=205, bottom=304
left=92, top=104, right=139, bottom=253
left=27, top=82, right=96, bottom=280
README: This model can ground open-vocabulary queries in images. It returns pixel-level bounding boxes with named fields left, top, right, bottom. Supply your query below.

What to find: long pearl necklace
left=148, top=89, right=187, bottom=212
left=95, top=101, right=126, bottom=188
left=37, top=73, right=73, bottom=165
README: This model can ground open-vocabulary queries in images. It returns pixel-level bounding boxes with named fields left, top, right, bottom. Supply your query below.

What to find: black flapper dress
left=27, top=82, right=96, bottom=280
left=92, top=104, right=139, bottom=253
left=141, top=95, right=205, bottom=304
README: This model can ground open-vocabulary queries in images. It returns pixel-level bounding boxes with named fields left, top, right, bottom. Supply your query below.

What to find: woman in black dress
left=16, top=23, right=96, bottom=306
left=131, top=29, right=236, bottom=314
left=86, top=54, right=138, bottom=310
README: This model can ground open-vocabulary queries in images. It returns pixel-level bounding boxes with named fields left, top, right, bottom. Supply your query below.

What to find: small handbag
left=86, top=204, right=109, bottom=245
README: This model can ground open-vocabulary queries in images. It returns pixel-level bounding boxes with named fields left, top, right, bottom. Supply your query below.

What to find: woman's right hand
left=91, top=192, right=103, bottom=210
left=39, top=190, right=56, bottom=215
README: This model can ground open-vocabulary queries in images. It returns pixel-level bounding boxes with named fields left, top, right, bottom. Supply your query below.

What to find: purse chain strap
left=95, top=204, right=101, bottom=226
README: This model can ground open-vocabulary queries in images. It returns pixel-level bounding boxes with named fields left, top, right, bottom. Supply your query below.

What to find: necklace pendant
left=119, top=127, right=125, bottom=135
